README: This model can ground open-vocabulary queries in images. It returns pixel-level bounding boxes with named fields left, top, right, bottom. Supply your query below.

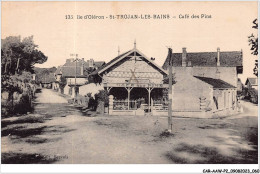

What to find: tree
left=163, top=75, right=176, bottom=84
left=33, top=66, right=57, bottom=84
left=87, top=67, right=103, bottom=84
left=248, top=19, right=258, bottom=76
left=1, top=35, right=48, bottom=75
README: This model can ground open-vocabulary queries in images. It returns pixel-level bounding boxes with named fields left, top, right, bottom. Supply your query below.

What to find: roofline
left=245, top=77, right=258, bottom=85
left=167, top=51, right=242, bottom=54
left=194, top=76, right=236, bottom=89
left=135, top=48, right=168, bottom=75
left=162, top=50, right=243, bottom=69
left=62, top=76, right=88, bottom=78
left=98, top=50, right=134, bottom=74
left=98, top=48, right=168, bottom=76
left=213, top=87, right=237, bottom=89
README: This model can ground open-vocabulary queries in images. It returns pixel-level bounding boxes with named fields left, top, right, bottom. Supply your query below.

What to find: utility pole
left=71, top=54, right=79, bottom=101
left=168, top=48, right=173, bottom=133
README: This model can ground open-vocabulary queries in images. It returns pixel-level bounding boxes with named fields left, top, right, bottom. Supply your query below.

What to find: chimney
left=217, top=47, right=220, bottom=66
left=81, top=59, right=84, bottom=75
left=182, top=47, right=187, bottom=67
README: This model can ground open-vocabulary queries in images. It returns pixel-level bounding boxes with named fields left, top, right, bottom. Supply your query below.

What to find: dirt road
left=35, top=88, right=68, bottom=104
left=1, top=89, right=258, bottom=164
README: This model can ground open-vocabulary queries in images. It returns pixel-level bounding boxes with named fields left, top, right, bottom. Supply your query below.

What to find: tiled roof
left=246, top=78, right=258, bottom=86
left=90, top=49, right=168, bottom=76
left=41, top=73, right=56, bottom=84
left=63, top=59, right=86, bottom=67
left=55, top=66, right=62, bottom=75
left=60, top=66, right=86, bottom=77
left=194, top=76, right=236, bottom=89
left=162, top=51, right=243, bottom=69
left=94, top=61, right=106, bottom=68
left=90, top=50, right=132, bottom=75
left=57, top=59, right=105, bottom=77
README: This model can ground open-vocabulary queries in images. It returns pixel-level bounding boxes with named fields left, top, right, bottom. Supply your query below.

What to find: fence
left=113, top=98, right=168, bottom=111
left=113, top=99, right=144, bottom=110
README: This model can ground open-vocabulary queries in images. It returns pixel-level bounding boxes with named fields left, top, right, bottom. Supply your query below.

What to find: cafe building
left=91, top=43, right=169, bottom=116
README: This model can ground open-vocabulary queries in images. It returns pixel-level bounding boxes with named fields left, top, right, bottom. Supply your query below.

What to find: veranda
left=105, top=83, right=169, bottom=116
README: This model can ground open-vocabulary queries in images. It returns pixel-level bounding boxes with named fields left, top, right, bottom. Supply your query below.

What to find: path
left=1, top=89, right=258, bottom=164
left=1, top=89, right=169, bottom=164
left=35, top=88, right=68, bottom=104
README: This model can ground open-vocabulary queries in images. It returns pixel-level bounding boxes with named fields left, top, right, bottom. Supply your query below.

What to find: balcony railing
left=68, top=81, right=87, bottom=85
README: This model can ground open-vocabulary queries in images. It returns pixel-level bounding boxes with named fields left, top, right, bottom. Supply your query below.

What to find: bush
left=94, top=90, right=109, bottom=107
left=88, top=96, right=97, bottom=110
left=1, top=78, right=35, bottom=117
left=15, top=93, right=33, bottom=114
left=248, top=88, right=258, bottom=104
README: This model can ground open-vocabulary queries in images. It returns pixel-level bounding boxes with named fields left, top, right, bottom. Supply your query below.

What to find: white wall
left=79, top=83, right=104, bottom=97
left=64, top=84, right=70, bottom=95
left=172, top=68, right=213, bottom=111
left=67, top=77, right=88, bottom=85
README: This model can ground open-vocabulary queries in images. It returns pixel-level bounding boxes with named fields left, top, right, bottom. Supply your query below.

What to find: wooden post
left=146, top=87, right=153, bottom=113
left=168, top=48, right=173, bottom=133
left=73, top=54, right=79, bottom=101
left=107, top=87, right=112, bottom=93
left=151, top=98, right=153, bottom=114
left=126, top=87, right=133, bottom=110
left=109, top=95, right=114, bottom=115
left=74, top=57, right=77, bottom=99
left=148, top=88, right=151, bottom=112
left=128, top=89, right=130, bottom=110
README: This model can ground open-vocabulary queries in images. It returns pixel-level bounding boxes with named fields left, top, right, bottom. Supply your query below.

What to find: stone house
left=245, top=77, right=258, bottom=90
left=54, top=58, right=105, bottom=97
left=162, top=47, right=243, bottom=117
left=41, top=73, right=56, bottom=89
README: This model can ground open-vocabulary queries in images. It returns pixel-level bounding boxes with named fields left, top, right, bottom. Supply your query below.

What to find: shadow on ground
left=166, top=118, right=258, bottom=164
left=1, top=152, right=57, bottom=164
left=1, top=115, right=45, bottom=128
left=2, top=125, right=75, bottom=138
left=165, top=142, right=257, bottom=164
left=33, top=103, right=86, bottom=117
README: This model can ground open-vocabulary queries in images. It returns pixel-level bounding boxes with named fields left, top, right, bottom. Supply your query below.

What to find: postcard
left=1, top=1, right=259, bottom=173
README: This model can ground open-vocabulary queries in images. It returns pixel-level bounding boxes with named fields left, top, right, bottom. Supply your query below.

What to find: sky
left=2, top=1, right=258, bottom=83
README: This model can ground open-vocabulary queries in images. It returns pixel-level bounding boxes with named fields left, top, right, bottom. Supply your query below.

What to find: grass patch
left=159, top=130, right=175, bottom=138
